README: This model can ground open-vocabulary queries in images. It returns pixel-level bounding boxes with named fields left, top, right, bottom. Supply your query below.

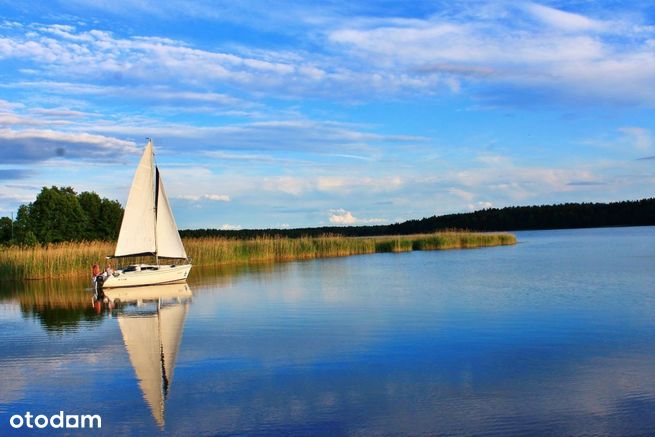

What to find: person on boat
left=105, top=262, right=113, bottom=276
left=92, top=263, right=101, bottom=278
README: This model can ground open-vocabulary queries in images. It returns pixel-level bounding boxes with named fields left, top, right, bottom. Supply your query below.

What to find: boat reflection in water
left=103, top=283, right=192, bottom=428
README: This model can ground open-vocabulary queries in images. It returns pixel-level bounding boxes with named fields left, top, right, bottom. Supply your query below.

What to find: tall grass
left=0, top=232, right=516, bottom=281
left=0, top=241, right=114, bottom=281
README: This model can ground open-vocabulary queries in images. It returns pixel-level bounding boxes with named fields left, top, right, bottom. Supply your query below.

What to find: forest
left=2, top=189, right=654, bottom=244
left=181, top=198, right=655, bottom=239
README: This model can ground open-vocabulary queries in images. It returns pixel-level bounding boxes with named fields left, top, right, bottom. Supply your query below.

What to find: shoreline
left=0, top=232, right=516, bottom=282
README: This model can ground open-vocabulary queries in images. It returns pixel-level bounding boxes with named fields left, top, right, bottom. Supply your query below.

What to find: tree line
left=180, top=198, right=655, bottom=239
left=2, top=191, right=653, bottom=245
left=0, top=186, right=123, bottom=245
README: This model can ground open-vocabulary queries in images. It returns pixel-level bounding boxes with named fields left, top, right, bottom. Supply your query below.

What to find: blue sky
left=0, top=1, right=654, bottom=229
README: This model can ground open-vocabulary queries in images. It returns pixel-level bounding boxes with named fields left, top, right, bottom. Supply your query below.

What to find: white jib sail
left=114, top=141, right=156, bottom=257
left=155, top=169, right=187, bottom=259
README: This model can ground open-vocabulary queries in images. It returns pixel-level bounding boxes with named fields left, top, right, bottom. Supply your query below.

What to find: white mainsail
left=115, top=141, right=156, bottom=257
left=113, top=139, right=186, bottom=259
left=156, top=170, right=187, bottom=259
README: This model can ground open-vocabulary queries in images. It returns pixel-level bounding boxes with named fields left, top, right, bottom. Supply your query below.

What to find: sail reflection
left=105, top=283, right=192, bottom=428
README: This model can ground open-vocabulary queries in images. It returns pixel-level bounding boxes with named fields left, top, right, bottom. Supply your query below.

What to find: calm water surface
left=1, top=227, right=654, bottom=435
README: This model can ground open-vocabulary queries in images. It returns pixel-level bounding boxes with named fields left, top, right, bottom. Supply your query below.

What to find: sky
left=0, top=1, right=654, bottom=230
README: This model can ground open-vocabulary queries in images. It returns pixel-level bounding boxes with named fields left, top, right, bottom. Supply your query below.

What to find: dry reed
left=0, top=232, right=516, bottom=281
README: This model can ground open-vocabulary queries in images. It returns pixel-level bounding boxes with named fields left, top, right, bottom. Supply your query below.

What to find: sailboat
left=108, top=283, right=192, bottom=428
left=98, top=139, right=192, bottom=289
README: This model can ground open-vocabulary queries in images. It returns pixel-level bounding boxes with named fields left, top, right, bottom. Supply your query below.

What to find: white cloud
left=468, top=201, right=493, bottom=211
left=220, top=223, right=241, bottom=230
left=421, top=153, right=611, bottom=206
left=204, top=194, right=231, bottom=202
left=523, top=3, right=606, bottom=32
left=329, top=208, right=357, bottom=224
left=174, top=194, right=231, bottom=202
left=82, top=116, right=423, bottom=156
left=0, top=99, right=24, bottom=111
left=0, top=8, right=652, bottom=105
left=326, top=4, right=655, bottom=105
left=0, top=25, right=328, bottom=96
left=328, top=208, right=386, bottom=225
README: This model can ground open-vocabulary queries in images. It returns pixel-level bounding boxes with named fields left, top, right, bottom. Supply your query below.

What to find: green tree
left=23, top=230, right=38, bottom=246
left=99, top=198, right=123, bottom=240
left=77, top=191, right=102, bottom=240
left=77, top=191, right=123, bottom=240
left=28, top=186, right=87, bottom=243
left=13, top=204, right=33, bottom=245
left=0, top=216, right=12, bottom=243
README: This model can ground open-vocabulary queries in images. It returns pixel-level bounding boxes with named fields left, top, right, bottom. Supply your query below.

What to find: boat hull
left=103, top=282, right=193, bottom=303
left=101, top=264, right=192, bottom=288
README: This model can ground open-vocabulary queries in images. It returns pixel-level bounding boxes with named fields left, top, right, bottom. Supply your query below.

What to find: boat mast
left=150, top=138, right=160, bottom=266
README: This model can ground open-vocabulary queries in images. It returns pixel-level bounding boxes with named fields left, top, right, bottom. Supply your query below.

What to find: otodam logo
left=9, top=411, right=102, bottom=429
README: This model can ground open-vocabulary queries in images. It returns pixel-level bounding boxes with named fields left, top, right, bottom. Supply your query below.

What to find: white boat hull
left=103, top=282, right=193, bottom=303
left=101, top=264, right=192, bottom=288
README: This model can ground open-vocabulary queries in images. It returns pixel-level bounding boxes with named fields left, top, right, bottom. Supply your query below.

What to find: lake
left=1, top=226, right=654, bottom=435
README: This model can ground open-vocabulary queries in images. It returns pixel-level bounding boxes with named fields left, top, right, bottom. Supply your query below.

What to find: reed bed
left=0, top=232, right=516, bottom=281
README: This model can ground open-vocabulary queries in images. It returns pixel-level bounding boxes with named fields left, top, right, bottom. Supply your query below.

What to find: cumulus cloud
left=220, top=224, right=242, bottom=230
left=329, top=208, right=357, bottom=224
left=328, top=208, right=385, bottom=225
